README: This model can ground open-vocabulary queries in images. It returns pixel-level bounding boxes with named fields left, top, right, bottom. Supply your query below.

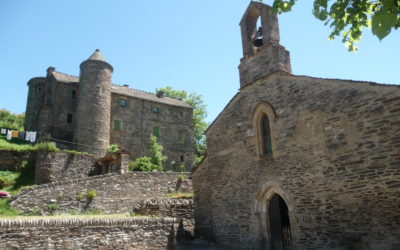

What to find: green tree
left=262, top=0, right=399, bottom=51
left=155, top=87, right=208, bottom=165
left=0, top=109, right=25, bottom=130
left=129, top=135, right=167, bottom=172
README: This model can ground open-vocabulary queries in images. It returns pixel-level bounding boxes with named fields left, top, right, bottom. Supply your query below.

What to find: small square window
left=177, top=132, right=185, bottom=143
left=152, top=106, right=159, bottom=114
left=113, top=119, right=122, bottom=131
left=67, top=113, right=73, bottom=124
left=67, top=88, right=76, bottom=99
left=153, top=126, right=159, bottom=137
left=119, top=99, right=127, bottom=107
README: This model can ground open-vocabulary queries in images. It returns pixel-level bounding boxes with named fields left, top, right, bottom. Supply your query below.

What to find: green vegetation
left=265, top=0, right=400, bottom=51
left=86, top=189, right=97, bottom=200
left=129, top=135, right=167, bottom=172
left=47, top=203, right=59, bottom=215
left=0, top=161, right=35, bottom=195
left=108, top=144, right=120, bottom=153
left=177, top=174, right=185, bottom=181
left=0, top=138, right=58, bottom=152
left=0, top=109, right=24, bottom=130
left=0, top=199, right=19, bottom=217
left=68, top=208, right=102, bottom=215
left=166, top=191, right=193, bottom=199
left=66, top=150, right=92, bottom=156
left=76, top=193, right=85, bottom=201
left=155, top=87, right=208, bottom=166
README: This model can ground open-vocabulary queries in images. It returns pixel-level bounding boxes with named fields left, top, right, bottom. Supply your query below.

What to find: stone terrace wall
left=35, top=151, right=97, bottom=184
left=11, top=172, right=192, bottom=215
left=0, top=150, right=34, bottom=172
left=0, top=217, right=178, bottom=249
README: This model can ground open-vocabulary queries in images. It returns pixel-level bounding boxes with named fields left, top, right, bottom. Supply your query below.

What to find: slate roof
left=50, top=71, right=191, bottom=108
left=52, top=71, right=79, bottom=83
left=111, top=84, right=191, bottom=108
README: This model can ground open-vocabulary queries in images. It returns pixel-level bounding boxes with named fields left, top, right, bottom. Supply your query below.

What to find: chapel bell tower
left=239, top=1, right=292, bottom=88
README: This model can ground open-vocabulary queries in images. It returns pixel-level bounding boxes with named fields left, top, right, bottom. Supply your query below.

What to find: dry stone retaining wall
left=11, top=172, right=192, bottom=215
left=0, top=217, right=178, bottom=249
left=35, top=150, right=97, bottom=184
left=0, top=150, right=34, bottom=172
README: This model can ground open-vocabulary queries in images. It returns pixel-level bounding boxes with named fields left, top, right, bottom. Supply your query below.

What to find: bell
left=252, top=27, right=263, bottom=47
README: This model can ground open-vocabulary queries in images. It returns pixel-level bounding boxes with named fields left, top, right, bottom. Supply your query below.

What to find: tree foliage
left=0, top=109, right=25, bottom=130
left=265, top=0, right=400, bottom=51
left=129, top=135, right=167, bottom=172
left=155, top=87, right=208, bottom=164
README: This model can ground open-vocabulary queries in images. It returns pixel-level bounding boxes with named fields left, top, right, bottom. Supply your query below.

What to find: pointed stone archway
left=255, top=184, right=295, bottom=250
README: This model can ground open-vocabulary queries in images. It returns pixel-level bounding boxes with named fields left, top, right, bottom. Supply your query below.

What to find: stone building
left=192, top=2, right=400, bottom=249
left=25, top=50, right=194, bottom=169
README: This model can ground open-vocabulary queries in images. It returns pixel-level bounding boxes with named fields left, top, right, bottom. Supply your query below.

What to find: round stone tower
left=74, top=49, right=113, bottom=156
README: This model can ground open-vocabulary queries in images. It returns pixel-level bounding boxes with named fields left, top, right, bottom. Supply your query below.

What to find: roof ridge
left=53, top=71, right=79, bottom=79
left=111, top=84, right=183, bottom=101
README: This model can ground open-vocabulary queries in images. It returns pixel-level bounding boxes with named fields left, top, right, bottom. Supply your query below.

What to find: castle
left=24, top=50, right=194, bottom=169
left=193, top=2, right=400, bottom=249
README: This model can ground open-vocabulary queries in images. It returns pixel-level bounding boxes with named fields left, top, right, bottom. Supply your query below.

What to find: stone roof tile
left=111, top=84, right=191, bottom=108
left=52, top=71, right=79, bottom=83
left=51, top=71, right=191, bottom=108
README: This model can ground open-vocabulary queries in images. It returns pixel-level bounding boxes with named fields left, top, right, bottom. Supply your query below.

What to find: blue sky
left=0, top=0, right=399, bottom=123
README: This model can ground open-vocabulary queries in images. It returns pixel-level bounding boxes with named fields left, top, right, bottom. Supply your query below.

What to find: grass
left=66, top=150, right=93, bottom=156
left=0, top=212, right=133, bottom=220
left=0, top=138, right=58, bottom=152
left=166, top=191, right=193, bottom=199
left=0, top=199, right=19, bottom=217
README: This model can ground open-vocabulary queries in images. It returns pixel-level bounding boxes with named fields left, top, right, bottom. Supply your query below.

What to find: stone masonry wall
left=35, top=150, right=96, bottom=184
left=0, top=217, right=178, bottom=249
left=194, top=74, right=400, bottom=249
left=11, top=172, right=192, bottom=215
left=0, top=150, right=34, bottom=172
left=110, top=92, right=194, bottom=171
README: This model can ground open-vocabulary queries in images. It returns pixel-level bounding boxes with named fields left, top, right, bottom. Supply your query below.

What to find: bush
left=178, top=174, right=185, bottom=181
left=48, top=203, right=59, bottom=215
left=0, top=171, right=19, bottom=189
left=86, top=189, right=97, bottom=200
left=76, top=193, right=85, bottom=201
left=108, top=144, right=120, bottom=153
left=128, top=135, right=167, bottom=172
left=129, top=157, right=161, bottom=172
left=35, top=141, right=58, bottom=152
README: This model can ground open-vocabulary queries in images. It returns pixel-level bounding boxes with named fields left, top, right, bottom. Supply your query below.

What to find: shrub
left=108, top=144, right=120, bottom=153
left=76, top=193, right=85, bottom=201
left=129, top=157, right=159, bottom=172
left=86, top=189, right=97, bottom=200
left=0, top=171, right=19, bottom=189
left=48, top=203, right=59, bottom=215
left=166, top=191, right=193, bottom=199
left=178, top=174, right=185, bottom=181
left=128, top=135, right=167, bottom=172
left=35, top=141, right=58, bottom=152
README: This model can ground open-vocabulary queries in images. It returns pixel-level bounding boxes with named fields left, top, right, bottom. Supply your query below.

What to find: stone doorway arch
left=255, top=185, right=294, bottom=250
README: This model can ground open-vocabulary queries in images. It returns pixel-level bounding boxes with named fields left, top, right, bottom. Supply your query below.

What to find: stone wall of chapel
left=194, top=74, right=400, bottom=249
left=110, top=93, right=194, bottom=170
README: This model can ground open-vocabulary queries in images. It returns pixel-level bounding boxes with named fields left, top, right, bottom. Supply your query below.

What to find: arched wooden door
left=268, top=194, right=292, bottom=250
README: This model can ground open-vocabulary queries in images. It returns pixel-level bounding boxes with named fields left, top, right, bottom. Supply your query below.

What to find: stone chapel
left=192, top=2, right=400, bottom=249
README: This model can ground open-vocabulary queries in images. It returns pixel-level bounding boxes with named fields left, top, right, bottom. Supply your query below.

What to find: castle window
left=177, top=132, right=185, bottom=143
left=119, top=99, right=127, bottom=107
left=67, top=113, right=73, bottom=124
left=113, top=119, right=122, bottom=131
left=261, top=114, right=272, bottom=154
left=152, top=106, right=159, bottom=114
left=180, top=155, right=185, bottom=163
left=67, top=88, right=76, bottom=99
left=153, top=126, right=159, bottom=137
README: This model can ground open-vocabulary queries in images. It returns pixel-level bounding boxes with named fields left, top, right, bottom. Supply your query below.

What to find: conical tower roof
left=80, top=49, right=113, bottom=71
left=87, top=49, right=107, bottom=62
